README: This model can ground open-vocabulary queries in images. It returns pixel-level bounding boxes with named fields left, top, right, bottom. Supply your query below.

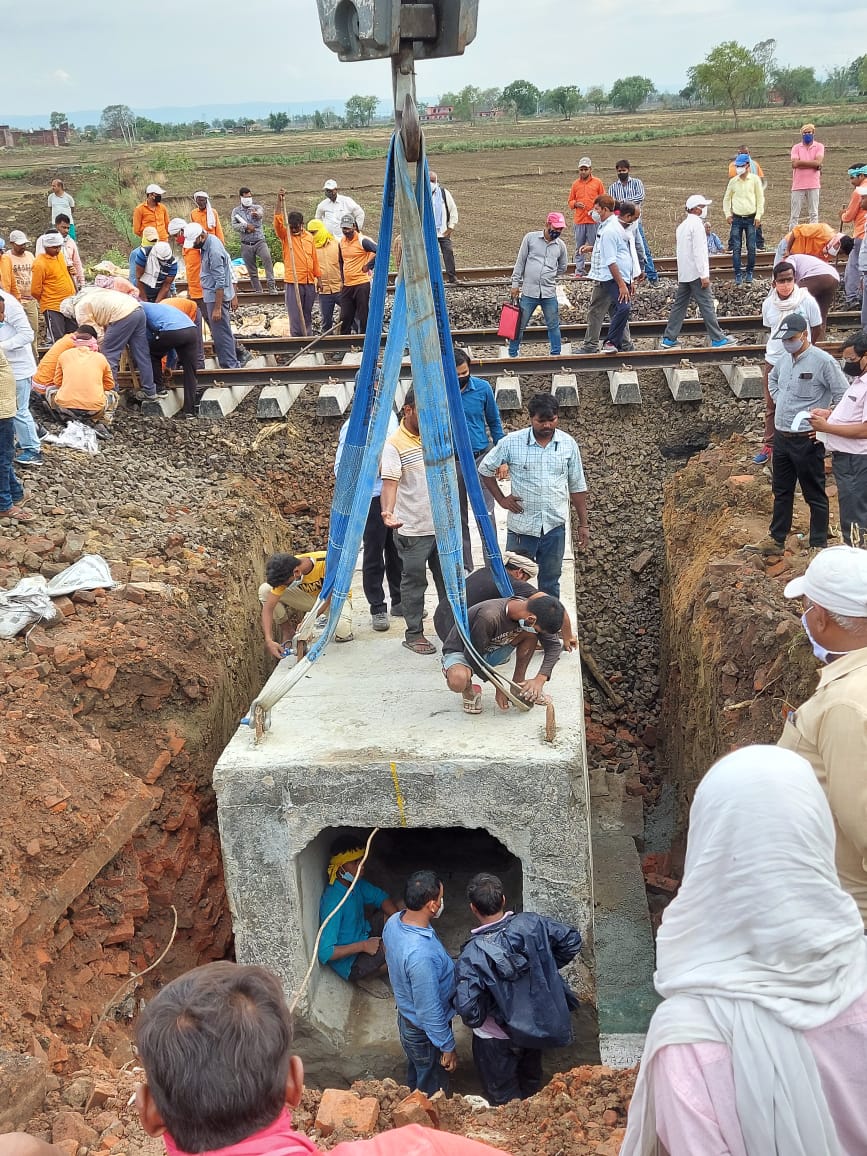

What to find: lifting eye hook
left=392, top=47, right=422, bottom=162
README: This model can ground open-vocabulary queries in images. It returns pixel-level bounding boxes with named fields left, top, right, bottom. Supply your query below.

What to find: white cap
left=502, top=550, right=539, bottom=579
left=42, top=231, right=64, bottom=247
left=685, top=194, right=712, bottom=210
left=8, top=229, right=28, bottom=245
left=146, top=183, right=166, bottom=195
left=784, top=546, right=867, bottom=618
left=323, top=179, right=338, bottom=190
left=578, top=156, right=592, bottom=168
left=181, top=222, right=204, bottom=248
left=856, top=183, right=867, bottom=195
left=167, top=217, right=187, bottom=237
left=152, top=241, right=174, bottom=260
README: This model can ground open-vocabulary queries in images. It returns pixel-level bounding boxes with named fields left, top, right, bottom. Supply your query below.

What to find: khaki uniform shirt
left=779, top=647, right=867, bottom=925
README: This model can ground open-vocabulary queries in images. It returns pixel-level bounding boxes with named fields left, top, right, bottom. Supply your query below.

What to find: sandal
left=402, top=637, right=436, bottom=655
left=0, top=505, right=35, bottom=522
left=462, top=685, right=483, bottom=715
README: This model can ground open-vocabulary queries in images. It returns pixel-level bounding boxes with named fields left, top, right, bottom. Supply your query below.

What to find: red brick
left=87, top=658, right=118, bottom=693
left=392, top=1089, right=438, bottom=1130
left=315, top=1089, right=380, bottom=1137
left=645, top=873, right=680, bottom=896
left=144, top=750, right=172, bottom=785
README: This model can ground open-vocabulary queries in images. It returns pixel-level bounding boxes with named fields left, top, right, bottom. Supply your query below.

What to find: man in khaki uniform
left=780, top=546, right=867, bottom=925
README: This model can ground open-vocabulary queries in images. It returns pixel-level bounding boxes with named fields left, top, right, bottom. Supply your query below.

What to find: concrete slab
left=199, top=384, right=256, bottom=419
left=552, top=373, right=579, bottom=407
left=293, top=353, right=326, bottom=367
left=341, top=351, right=364, bottom=368
left=721, top=363, right=764, bottom=399
left=663, top=365, right=703, bottom=402
left=214, top=506, right=593, bottom=1056
left=316, top=380, right=355, bottom=417
left=608, top=370, right=642, bottom=405
left=495, top=376, right=522, bottom=411
left=257, top=383, right=306, bottom=419
left=204, top=357, right=218, bottom=370
left=141, top=391, right=184, bottom=419
left=498, top=346, right=512, bottom=361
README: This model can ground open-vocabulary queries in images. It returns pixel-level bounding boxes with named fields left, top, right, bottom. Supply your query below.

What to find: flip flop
left=402, top=637, right=436, bottom=655
left=462, top=685, right=483, bottom=714
left=0, top=505, right=34, bottom=522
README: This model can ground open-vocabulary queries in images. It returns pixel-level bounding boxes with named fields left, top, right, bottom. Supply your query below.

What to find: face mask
left=339, top=869, right=354, bottom=883
left=517, top=618, right=536, bottom=633
left=803, top=134, right=814, bottom=144
left=548, top=229, right=562, bottom=240
left=843, top=359, right=864, bottom=377
left=775, top=281, right=795, bottom=297
left=617, top=173, right=629, bottom=181
left=801, top=610, right=834, bottom=664
left=590, top=209, right=602, bottom=223
left=699, top=207, right=708, bottom=219
left=433, top=897, right=444, bottom=919
left=153, top=195, right=162, bottom=203
left=240, top=196, right=253, bottom=207
left=430, top=182, right=438, bottom=190
left=782, top=336, right=803, bottom=353
left=735, top=166, right=748, bottom=175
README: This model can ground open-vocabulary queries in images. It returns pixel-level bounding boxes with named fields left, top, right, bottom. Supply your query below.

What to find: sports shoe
left=660, top=338, right=681, bottom=349
left=745, top=273, right=753, bottom=284
left=371, top=611, right=390, bottom=632
left=735, top=276, right=743, bottom=286
left=711, top=335, right=738, bottom=347
left=602, top=342, right=619, bottom=353
left=239, top=349, right=254, bottom=367
left=14, top=450, right=43, bottom=467
left=578, top=343, right=600, bottom=354
left=744, top=535, right=785, bottom=556
left=752, top=445, right=771, bottom=465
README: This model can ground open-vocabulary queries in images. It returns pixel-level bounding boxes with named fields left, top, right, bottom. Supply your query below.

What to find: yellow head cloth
left=307, top=219, right=334, bottom=248
left=327, top=847, right=365, bottom=884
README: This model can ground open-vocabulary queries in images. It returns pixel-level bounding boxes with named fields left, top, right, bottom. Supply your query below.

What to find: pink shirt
left=791, top=141, right=825, bottom=191
left=654, top=991, right=867, bottom=1156
left=825, top=373, right=867, bottom=455
left=787, top=253, right=840, bottom=282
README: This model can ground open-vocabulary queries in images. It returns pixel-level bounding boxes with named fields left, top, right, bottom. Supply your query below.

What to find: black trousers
left=340, top=283, right=371, bottom=334
left=438, top=235, right=456, bottom=280
left=832, top=451, right=867, bottom=547
left=472, top=1035, right=543, bottom=1106
left=363, top=496, right=403, bottom=613
left=150, top=328, right=200, bottom=413
left=770, top=430, right=828, bottom=547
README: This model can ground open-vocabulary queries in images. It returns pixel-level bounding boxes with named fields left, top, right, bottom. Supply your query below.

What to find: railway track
left=175, top=254, right=780, bottom=302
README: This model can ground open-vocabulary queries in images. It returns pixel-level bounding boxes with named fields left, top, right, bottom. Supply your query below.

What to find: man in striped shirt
left=608, top=160, right=658, bottom=284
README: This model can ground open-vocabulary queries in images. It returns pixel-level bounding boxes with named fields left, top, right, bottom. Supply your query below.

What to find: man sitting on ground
left=259, top=551, right=353, bottom=660
left=441, top=591, right=564, bottom=714
left=31, top=326, right=98, bottom=399
left=46, top=328, right=118, bottom=435
left=133, top=960, right=497, bottom=1155
left=317, top=834, right=398, bottom=998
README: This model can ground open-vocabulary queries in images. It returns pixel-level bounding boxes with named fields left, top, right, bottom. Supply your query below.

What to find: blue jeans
left=505, top=523, right=566, bottom=598
left=397, top=1015, right=449, bottom=1096
left=508, top=295, right=561, bottom=357
left=637, top=219, right=657, bottom=281
left=731, top=215, right=756, bottom=277
left=14, top=377, right=40, bottom=453
left=0, top=417, right=25, bottom=510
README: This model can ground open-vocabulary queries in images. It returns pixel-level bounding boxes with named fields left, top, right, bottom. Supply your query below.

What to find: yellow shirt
left=270, top=551, right=326, bottom=600
left=722, top=173, right=765, bottom=220
left=779, top=647, right=867, bottom=925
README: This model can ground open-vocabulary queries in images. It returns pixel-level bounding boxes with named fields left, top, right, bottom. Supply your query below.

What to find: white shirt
left=0, top=291, right=37, bottom=378
left=314, top=194, right=365, bottom=237
left=674, top=213, right=710, bottom=283
left=762, top=287, right=822, bottom=366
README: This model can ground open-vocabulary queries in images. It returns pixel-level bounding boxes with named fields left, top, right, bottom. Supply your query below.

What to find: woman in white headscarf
left=621, top=745, right=867, bottom=1156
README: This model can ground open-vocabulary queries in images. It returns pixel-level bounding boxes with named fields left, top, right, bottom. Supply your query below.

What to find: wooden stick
left=579, top=644, right=625, bottom=708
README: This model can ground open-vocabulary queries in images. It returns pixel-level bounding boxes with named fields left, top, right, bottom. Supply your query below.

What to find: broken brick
left=315, top=1089, right=380, bottom=1137
left=392, top=1089, right=439, bottom=1130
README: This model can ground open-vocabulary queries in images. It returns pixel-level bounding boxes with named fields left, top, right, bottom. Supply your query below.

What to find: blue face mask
left=517, top=618, right=537, bottom=633
left=339, top=869, right=354, bottom=883
left=803, top=134, right=814, bottom=144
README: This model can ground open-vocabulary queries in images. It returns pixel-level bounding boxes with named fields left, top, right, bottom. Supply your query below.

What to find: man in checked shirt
left=479, top=392, right=589, bottom=598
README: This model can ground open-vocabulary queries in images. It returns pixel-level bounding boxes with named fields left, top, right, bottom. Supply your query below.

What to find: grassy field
left=2, top=105, right=866, bottom=268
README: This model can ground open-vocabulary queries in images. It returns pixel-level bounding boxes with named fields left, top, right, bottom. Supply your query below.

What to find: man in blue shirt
left=317, top=835, right=397, bottom=996
left=455, top=348, right=504, bottom=572
left=140, top=302, right=201, bottom=416
left=580, top=197, right=638, bottom=353
left=183, top=223, right=240, bottom=369
left=383, top=870, right=457, bottom=1095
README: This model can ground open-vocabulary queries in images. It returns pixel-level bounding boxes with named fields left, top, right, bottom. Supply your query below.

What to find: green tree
left=608, top=75, right=655, bottom=112
left=268, top=111, right=290, bottom=133
left=344, top=94, right=379, bottom=127
left=822, top=65, right=851, bottom=101
left=501, top=79, right=541, bottom=118
left=100, top=104, right=137, bottom=143
left=544, top=85, right=583, bottom=119
left=49, top=111, right=67, bottom=129
left=751, top=38, right=777, bottom=103
left=679, top=81, right=699, bottom=105
left=772, top=66, right=818, bottom=105
left=688, top=41, right=765, bottom=128
left=857, top=55, right=867, bottom=94
left=585, top=85, right=607, bottom=113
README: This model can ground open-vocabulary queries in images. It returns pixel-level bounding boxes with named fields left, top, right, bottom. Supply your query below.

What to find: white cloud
left=52, top=69, right=72, bottom=84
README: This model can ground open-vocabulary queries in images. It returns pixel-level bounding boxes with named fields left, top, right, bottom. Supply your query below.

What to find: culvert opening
left=293, top=824, right=598, bottom=1091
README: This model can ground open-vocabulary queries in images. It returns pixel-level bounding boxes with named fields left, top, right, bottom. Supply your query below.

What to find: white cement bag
left=0, top=554, right=115, bottom=638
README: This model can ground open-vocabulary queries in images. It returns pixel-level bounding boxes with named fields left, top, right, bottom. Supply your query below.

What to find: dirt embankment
left=659, top=433, right=825, bottom=814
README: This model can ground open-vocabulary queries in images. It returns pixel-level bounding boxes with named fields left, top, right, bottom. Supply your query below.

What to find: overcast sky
left=6, top=0, right=867, bottom=117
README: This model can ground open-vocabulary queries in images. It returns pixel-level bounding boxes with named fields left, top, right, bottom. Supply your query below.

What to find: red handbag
left=497, top=301, right=521, bottom=340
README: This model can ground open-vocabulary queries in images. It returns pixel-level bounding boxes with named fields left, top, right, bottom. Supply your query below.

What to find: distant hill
left=5, top=100, right=395, bottom=130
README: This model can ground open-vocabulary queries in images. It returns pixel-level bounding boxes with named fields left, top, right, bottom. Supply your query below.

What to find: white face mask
left=433, top=896, right=444, bottom=920
left=240, top=196, right=253, bottom=207
left=699, top=206, right=709, bottom=219
left=735, top=165, right=748, bottom=175
left=590, top=209, right=602, bottom=223
left=782, top=336, right=803, bottom=353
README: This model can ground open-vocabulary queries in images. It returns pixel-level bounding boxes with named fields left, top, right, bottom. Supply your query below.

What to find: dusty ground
left=2, top=109, right=866, bottom=267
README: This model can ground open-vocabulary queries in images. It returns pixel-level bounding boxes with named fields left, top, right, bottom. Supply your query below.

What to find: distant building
left=423, top=105, right=453, bottom=121
left=0, top=124, right=70, bottom=147
left=478, top=108, right=505, bottom=119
